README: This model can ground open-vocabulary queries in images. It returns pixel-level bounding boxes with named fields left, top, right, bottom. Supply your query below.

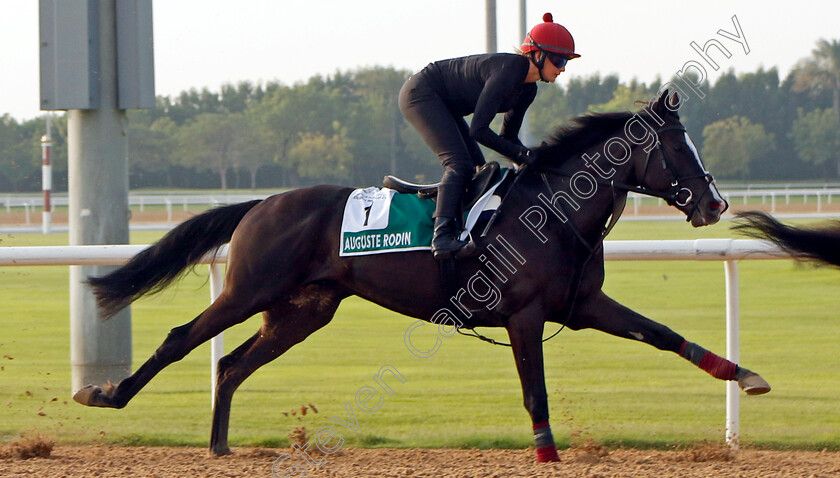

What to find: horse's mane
left=536, top=111, right=640, bottom=164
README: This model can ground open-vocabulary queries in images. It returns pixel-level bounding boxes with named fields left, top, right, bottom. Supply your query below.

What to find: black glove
left=515, top=148, right=538, bottom=167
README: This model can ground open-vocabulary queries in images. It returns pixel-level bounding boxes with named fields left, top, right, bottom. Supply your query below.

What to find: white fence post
left=724, top=260, right=740, bottom=449
left=209, top=263, right=224, bottom=410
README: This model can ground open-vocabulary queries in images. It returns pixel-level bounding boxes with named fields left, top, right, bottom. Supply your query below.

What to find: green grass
left=0, top=217, right=839, bottom=450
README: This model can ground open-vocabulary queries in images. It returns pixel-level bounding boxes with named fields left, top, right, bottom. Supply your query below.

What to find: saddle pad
left=340, top=187, right=435, bottom=256
left=339, top=169, right=510, bottom=257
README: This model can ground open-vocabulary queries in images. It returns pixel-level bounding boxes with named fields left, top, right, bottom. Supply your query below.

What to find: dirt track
left=2, top=445, right=840, bottom=477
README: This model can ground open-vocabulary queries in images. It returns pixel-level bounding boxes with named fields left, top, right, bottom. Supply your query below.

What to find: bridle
left=635, top=124, right=727, bottom=221
left=539, top=123, right=727, bottom=225
left=481, top=123, right=727, bottom=244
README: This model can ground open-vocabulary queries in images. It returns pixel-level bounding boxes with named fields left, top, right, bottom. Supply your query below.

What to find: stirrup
left=432, top=239, right=468, bottom=260
left=456, top=239, right=481, bottom=259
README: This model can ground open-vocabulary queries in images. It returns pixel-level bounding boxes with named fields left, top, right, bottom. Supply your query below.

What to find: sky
left=2, top=1, right=839, bottom=122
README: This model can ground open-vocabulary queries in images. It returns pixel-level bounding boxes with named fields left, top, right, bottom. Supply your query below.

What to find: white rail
left=2, top=188, right=837, bottom=210
left=0, top=239, right=792, bottom=447
left=4, top=189, right=840, bottom=226
left=0, top=239, right=783, bottom=266
left=626, top=188, right=840, bottom=215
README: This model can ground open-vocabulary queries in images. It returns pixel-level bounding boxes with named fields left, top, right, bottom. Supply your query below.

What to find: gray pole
left=68, top=0, right=131, bottom=393
left=486, top=0, right=497, bottom=53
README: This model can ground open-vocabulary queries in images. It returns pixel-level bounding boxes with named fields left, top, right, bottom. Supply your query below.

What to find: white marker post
left=40, top=116, right=52, bottom=234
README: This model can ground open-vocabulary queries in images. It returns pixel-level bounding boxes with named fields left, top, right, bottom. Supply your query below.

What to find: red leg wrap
left=698, top=351, right=737, bottom=380
left=533, top=422, right=560, bottom=462
left=536, top=445, right=560, bottom=462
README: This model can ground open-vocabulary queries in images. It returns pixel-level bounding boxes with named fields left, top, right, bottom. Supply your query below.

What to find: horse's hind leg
left=570, top=291, right=770, bottom=395
left=209, top=285, right=345, bottom=456
left=73, top=292, right=263, bottom=409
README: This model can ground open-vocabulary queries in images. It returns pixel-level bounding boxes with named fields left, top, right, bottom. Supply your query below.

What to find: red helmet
left=522, top=13, right=580, bottom=59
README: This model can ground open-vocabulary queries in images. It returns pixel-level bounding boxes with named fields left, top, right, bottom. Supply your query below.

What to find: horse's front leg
left=506, top=303, right=560, bottom=463
left=569, top=291, right=770, bottom=394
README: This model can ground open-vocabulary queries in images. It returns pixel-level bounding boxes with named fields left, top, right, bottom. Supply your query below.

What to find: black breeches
left=399, top=74, right=484, bottom=192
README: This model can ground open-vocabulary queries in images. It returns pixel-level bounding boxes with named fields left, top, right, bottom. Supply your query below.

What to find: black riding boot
left=432, top=216, right=468, bottom=260
left=432, top=182, right=469, bottom=260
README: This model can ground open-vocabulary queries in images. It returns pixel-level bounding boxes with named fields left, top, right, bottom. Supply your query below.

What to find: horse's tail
left=88, top=199, right=263, bottom=319
left=733, top=211, right=840, bottom=267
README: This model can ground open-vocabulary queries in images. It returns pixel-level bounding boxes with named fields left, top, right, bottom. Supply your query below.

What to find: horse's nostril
left=709, top=200, right=723, bottom=211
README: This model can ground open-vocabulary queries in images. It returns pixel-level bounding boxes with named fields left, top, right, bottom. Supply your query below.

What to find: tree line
left=1, top=39, right=839, bottom=192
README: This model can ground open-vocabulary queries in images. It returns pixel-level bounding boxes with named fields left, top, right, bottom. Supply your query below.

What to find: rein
left=459, top=167, right=627, bottom=348
left=456, top=321, right=566, bottom=346
left=459, top=124, right=717, bottom=347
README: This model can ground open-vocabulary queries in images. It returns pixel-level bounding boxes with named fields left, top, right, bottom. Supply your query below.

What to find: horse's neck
left=537, top=142, right=638, bottom=245
left=580, top=138, right=640, bottom=187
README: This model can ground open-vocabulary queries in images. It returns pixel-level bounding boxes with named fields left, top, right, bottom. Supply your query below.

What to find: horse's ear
left=652, top=89, right=670, bottom=115
left=652, top=89, right=680, bottom=117
left=657, top=89, right=670, bottom=105
left=668, top=91, right=681, bottom=111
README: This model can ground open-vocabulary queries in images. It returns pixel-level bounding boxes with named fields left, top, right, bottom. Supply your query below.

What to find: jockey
left=398, top=13, right=580, bottom=260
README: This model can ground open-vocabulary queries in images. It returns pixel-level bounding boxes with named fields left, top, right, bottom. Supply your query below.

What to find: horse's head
left=637, top=90, right=728, bottom=227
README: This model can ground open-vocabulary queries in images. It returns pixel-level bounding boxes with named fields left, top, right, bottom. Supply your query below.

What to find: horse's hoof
left=73, top=385, right=114, bottom=408
left=536, top=445, right=561, bottom=462
left=738, top=371, right=771, bottom=395
left=73, top=385, right=101, bottom=406
left=210, top=445, right=233, bottom=456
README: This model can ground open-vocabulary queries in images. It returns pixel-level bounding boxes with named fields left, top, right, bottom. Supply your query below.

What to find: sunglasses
left=544, top=52, right=569, bottom=69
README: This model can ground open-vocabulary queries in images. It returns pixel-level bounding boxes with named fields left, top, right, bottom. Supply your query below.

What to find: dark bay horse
left=735, top=211, right=840, bottom=267
left=74, top=91, right=770, bottom=462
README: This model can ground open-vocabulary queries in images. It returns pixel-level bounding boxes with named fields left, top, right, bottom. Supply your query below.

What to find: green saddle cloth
left=339, top=169, right=510, bottom=257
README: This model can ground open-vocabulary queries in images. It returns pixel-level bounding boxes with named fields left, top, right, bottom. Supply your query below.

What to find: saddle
left=382, top=162, right=502, bottom=211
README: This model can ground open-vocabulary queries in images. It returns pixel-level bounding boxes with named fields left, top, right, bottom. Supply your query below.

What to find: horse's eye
left=672, top=144, right=684, bottom=152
